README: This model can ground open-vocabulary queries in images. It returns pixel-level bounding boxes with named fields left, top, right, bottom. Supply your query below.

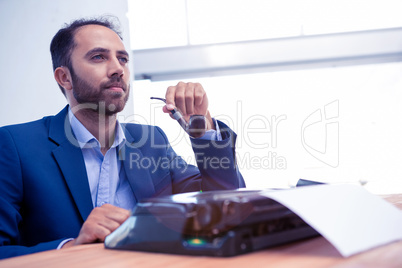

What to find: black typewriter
left=104, top=189, right=319, bottom=257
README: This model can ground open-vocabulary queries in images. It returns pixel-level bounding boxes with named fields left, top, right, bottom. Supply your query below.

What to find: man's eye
left=92, top=55, right=104, bottom=60
left=119, top=57, right=129, bottom=64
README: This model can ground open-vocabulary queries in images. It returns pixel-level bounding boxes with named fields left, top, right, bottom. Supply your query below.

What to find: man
left=0, top=17, right=245, bottom=259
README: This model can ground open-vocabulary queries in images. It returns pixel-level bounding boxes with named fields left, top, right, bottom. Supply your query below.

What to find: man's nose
left=108, top=58, right=124, bottom=78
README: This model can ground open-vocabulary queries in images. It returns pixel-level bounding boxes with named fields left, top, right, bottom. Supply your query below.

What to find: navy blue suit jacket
left=0, top=106, right=245, bottom=259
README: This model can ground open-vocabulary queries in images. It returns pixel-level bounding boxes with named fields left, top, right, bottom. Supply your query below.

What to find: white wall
left=0, top=0, right=133, bottom=126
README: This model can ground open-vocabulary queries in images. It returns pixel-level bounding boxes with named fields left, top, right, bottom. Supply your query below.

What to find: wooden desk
left=1, top=195, right=401, bottom=268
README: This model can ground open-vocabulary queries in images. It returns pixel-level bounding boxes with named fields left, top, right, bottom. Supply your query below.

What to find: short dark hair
left=50, top=16, right=123, bottom=95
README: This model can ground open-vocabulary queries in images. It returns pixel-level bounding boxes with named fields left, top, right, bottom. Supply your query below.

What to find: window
left=130, top=62, right=402, bottom=194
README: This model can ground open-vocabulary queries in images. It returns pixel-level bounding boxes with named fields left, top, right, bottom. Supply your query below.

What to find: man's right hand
left=62, top=204, right=130, bottom=248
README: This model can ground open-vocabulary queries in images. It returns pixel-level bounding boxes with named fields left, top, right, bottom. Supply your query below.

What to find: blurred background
left=1, top=0, right=402, bottom=193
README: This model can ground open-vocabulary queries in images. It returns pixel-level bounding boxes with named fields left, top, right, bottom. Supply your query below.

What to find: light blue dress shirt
left=68, top=109, right=136, bottom=210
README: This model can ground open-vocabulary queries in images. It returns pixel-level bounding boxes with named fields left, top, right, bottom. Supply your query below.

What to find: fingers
left=74, top=204, right=130, bottom=245
left=165, top=85, right=177, bottom=111
left=185, top=86, right=194, bottom=116
left=165, top=82, right=208, bottom=118
left=162, top=103, right=175, bottom=114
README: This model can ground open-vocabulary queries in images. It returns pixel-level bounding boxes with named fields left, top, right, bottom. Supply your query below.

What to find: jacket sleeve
left=155, top=121, right=245, bottom=194
left=191, top=120, right=245, bottom=191
left=0, top=240, right=65, bottom=260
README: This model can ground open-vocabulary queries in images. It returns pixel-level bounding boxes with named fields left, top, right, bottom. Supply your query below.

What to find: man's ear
left=54, top=66, right=72, bottom=91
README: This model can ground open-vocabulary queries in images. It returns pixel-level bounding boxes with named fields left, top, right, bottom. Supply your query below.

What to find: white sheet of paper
left=261, top=184, right=402, bottom=257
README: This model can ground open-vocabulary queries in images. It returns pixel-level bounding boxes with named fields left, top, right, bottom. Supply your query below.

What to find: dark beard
left=70, top=67, right=129, bottom=116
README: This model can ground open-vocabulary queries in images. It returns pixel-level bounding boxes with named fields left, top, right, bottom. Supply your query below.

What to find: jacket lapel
left=49, top=106, right=93, bottom=221
left=120, top=128, right=156, bottom=202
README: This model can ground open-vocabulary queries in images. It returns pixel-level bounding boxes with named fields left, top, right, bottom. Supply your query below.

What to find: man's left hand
left=163, top=82, right=215, bottom=130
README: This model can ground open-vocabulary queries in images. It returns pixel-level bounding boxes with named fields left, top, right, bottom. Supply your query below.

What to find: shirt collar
left=68, top=108, right=126, bottom=149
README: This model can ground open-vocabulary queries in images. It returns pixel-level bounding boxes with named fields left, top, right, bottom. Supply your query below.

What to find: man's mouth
left=105, top=82, right=125, bottom=92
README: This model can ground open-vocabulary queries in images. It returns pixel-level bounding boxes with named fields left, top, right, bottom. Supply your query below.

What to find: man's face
left=69, top=25, right=131, bottom=115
